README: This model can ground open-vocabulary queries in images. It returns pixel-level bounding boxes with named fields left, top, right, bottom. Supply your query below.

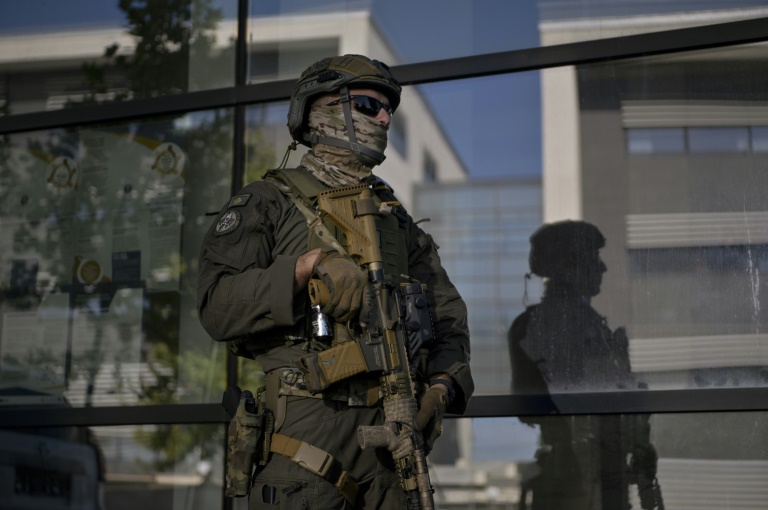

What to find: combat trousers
left=249, top=394, right=407, bottom=509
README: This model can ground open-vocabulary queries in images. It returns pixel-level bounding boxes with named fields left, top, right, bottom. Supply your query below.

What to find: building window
left=389, top=112, right=407, bottom=158
left=248, top=39, right=339, bottom=83
left=752, top=127, right=768, bottom=152
left=423, top=149, right=438, bottom=182
left=627, top=126, right=768, bottom=154
left=688, top=127, right=750, bottom=153
left=626, top=128, right=685, bottom=154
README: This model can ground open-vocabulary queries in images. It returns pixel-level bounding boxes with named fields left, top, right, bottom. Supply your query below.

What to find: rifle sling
left=266, top=171, right=349, bottom=256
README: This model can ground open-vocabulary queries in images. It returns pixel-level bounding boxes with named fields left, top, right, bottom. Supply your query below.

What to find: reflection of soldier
left=509, top=221, right=663, bottom=510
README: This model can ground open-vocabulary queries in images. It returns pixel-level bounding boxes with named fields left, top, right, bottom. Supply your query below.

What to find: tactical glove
left=415, top=384, right=449, bottom=455
left=313, top=249, right=367, bottom=322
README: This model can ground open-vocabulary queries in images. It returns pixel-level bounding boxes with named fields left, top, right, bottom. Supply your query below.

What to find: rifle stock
left=307, top=185, right=436, bottom=510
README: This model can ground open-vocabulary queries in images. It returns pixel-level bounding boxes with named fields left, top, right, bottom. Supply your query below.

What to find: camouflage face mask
left=300, top=103, right=389, bottom=187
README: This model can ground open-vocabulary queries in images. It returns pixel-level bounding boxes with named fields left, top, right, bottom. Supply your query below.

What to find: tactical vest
left=264, top=167, right=410, bottom=283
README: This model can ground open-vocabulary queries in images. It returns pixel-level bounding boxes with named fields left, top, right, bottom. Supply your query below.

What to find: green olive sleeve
left=197, top=183, right=307, bottom=342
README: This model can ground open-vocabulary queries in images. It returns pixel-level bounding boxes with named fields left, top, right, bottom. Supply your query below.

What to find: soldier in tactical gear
left=198, top=54, right=473, bottom=509
left=509, top=220, right=663, bottom=510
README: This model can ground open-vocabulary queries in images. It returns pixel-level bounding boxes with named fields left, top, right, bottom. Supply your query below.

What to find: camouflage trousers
left=249, top=395, right=407, bottom=510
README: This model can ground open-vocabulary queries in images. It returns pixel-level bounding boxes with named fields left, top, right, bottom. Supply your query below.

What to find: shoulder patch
left=214, top=209, right=241, bottom=236
left=229, top=193, right=251, bottom=207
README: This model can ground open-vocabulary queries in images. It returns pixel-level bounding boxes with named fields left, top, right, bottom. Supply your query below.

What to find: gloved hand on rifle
left=415, top=377, right=455, bottom=455
left=312, top=248, right=368, bottom=322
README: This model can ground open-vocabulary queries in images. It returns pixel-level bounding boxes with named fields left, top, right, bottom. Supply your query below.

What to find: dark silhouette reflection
left=509, top=220, right=663, bottom=510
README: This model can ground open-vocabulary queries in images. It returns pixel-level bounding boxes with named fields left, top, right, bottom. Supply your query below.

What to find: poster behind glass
left=0, top=113, right=225, bottom=407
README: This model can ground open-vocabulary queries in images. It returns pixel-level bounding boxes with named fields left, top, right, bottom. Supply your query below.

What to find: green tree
left=78, top=0, right=231, bottom=105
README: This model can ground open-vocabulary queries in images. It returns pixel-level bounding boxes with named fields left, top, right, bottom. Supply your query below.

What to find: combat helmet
left=528, top=220, right=605, bottom=279
left=287, top=54, right=401, bottom=166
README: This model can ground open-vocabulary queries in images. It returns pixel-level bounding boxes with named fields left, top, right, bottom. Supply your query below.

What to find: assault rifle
left=298, top=184, right=436, bottom=510
left=627, top=414, right=665, bottom=510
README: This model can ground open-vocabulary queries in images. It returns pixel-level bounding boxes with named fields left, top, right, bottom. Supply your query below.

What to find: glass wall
left=573, top=43, right=768, bottom=393
left=2, top=423, right=224, bottom=510
left=431, top=412, right=768, bottom=509
left=0, top=0, right=237, bottom=116
left=2, top=1, right=768, bottom=510
left=245, top=0, right=768, bottom=71
left=0, top=110, right=233, bottom=406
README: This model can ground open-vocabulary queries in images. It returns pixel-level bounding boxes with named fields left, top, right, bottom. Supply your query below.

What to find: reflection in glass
left=1, top=423, right=224, bottom=510
left=688, top=127, right=750, bottom=152
left=0, top=0, right=236, bottom=115
left=543, top=43, right=768, bottom=392
left=506, top=222, right=664, bottom=508
left=627, top=128, right=685, bottom=154
left=415, top=181, right=542, bottom=396
left=509, top=221, right=641, bottom=394
left=96, top=424, right=224, bottom=510
left=245, top=0, right=768, bottom=72
left=1, top=424, right=104, bottom=508
left=753, top=127, right=768, bottom=152
left=431, top=412, right=768, bottom=509
left=0, top=110, right=232, bottom=406
left=246, top=0, right=539, bottom=75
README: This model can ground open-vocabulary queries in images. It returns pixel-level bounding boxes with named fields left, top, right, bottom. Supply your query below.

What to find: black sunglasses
left=325, top=95, right=394, bottom=117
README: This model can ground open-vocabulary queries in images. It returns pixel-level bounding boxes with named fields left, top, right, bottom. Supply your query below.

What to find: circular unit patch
left=215, top=209, right=241, bottom=236
left=77, top=259, right=103, bottom=284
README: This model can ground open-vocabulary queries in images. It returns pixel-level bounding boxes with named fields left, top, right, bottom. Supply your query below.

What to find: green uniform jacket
left=197, top=168, right=474, bottom=413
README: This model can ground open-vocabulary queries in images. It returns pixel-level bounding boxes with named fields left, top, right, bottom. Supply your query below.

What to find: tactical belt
left=244, top=324, right=308, bottom=357
left=270, top=367, right=380, bottom=407
left=270, top=433, right=359, bottom=505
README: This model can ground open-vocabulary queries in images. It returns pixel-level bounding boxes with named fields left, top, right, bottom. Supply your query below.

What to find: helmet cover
left=287, top=54, right=402, bottom=147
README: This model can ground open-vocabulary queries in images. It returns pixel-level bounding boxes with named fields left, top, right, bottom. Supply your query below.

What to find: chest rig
left=247, top=169, right=415, bottom=499
left=264, top=167, right=410, bottom=282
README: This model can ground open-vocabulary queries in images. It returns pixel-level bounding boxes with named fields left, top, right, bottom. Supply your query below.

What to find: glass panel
left=0, top=0, right=237, bottom=115
left=242, top=43, right=768, bottom=397
left=0, top=423, right=224, bottom=509
left=244, top=102, right=291, bottom=184
left=543, top=43, right=768, bottom=395
left=246, top=0, right=768, bottom=76
left=689, top=127, right=750, bottom=152
left=430, top=412, right=768, bottom=509
left=243, top=71, right=541, bottom=398
left=8, top=412, right=768, bottom=509
left=422, top=43, right=768, bottom=396
left=0, top=110, right=233, bottom=406
left=627, top=128, right=686, bottom=154
left=753, top=126, right=768, bottom=152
